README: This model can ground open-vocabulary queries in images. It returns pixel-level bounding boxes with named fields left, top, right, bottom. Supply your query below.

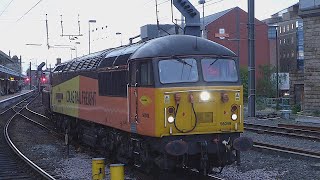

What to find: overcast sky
left=0, top=0, right=298, bottom=73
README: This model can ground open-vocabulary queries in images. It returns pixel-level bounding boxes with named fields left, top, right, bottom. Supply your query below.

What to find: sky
left=0, top=0, right=299, bottom=74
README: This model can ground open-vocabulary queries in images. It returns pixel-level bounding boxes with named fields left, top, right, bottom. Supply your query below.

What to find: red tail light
left=231, top=105, right=238, bottom=112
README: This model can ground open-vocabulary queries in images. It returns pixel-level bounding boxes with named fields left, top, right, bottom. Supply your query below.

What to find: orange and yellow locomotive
left=44, top=35, right=252, bottom=173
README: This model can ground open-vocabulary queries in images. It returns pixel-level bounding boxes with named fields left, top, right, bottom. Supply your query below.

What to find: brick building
left=299, top=0, right=320, bottom=113
left=202, top=7, right=270, bottom=77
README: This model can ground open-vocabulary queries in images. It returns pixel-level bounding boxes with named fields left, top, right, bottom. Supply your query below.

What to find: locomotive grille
left=196, top=112, right=213, bottom=123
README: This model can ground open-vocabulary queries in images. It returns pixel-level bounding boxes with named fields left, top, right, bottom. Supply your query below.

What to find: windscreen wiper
left=208, top=58, right=219, bottom=68
left=174, top=56, right=193, bottom=67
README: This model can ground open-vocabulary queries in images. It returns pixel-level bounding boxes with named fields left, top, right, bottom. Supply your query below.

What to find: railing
left=265, top=98, right=290, bottom=110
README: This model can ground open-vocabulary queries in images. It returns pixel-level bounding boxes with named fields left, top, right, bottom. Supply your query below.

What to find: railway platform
left=0, top=90, right=32, bottom=102
left=0, top=89, right=33, bottom=110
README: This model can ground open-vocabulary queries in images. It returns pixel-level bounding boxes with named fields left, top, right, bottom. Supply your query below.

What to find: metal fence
left=265, top=98, right=290, bottom=110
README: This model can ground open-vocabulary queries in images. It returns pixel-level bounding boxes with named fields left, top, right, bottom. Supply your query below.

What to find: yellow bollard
left=110, top=163, right=125, bottom=180
left=92, top=158, right=105, bottom=180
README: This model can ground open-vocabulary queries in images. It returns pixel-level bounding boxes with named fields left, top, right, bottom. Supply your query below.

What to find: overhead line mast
left=248, top=0, right=256, bottom=117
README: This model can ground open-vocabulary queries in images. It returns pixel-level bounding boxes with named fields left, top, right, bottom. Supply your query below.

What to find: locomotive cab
left=129, top=57, right=243, bottom=136
left=126, top=35, right=252, bottom=172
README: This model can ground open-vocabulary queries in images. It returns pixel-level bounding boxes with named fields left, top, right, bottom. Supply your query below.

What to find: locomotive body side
left=51, top=72, right=132, bottom=133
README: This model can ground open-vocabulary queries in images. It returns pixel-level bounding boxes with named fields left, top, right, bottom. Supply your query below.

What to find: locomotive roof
left=130, top=35, right=236, bottom=60
left=53, top=35, right=236, bottom=73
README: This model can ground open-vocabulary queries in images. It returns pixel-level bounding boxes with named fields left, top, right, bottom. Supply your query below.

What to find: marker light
left=168, top=116, right=175, bottom=123
left=200, top=91, right=210, bottom=101
left=231, top=114, right=238, bottom=121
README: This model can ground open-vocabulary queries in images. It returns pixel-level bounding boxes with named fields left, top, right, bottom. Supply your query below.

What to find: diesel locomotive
left=43, top=35, right=252, bottom=174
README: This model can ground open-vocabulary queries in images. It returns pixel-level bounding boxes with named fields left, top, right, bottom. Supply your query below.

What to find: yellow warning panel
left=51, top=76, right=80, bottom=118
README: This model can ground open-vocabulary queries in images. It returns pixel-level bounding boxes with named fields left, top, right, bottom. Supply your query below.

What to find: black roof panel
left=130, top=35, right=236, bottom=60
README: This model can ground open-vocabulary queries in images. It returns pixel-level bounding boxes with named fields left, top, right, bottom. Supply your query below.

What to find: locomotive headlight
left=200, top=91, right=210, bottom=101
left=231, top=114, right=238, bottom=121
left=168, top=116, right=175, bottom=123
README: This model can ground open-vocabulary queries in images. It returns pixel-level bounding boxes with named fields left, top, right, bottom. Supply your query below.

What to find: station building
left=0, top=50, right=25, bottom=95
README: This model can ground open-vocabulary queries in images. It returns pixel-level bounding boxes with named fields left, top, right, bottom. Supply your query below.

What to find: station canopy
left=0, top=65, right=25, bottom=79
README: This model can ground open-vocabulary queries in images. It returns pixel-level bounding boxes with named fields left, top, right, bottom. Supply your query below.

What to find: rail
left=253, top=141, right=320, bottom=159
left=4, top=93, right=56, bottom=180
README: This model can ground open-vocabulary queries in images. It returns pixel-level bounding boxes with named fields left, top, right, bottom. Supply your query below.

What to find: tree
left=257, top=65, right=281, bottom=98
left=240, top=67, right=248, bottom=102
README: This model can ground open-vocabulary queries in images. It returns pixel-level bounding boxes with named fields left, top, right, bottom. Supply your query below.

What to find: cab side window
left=138, top=61, right=154, bottom=87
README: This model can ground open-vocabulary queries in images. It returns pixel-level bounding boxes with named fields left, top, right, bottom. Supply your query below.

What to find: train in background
left=42, top=34, right=252, bottom=174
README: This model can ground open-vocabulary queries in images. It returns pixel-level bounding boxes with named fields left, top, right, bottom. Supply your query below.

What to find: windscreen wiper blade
left=208, top=58, right=219, bottom=68
left=174, top=57, right=193, bottom=67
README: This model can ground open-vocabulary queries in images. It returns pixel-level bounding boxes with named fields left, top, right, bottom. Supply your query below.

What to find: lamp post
left=268, top=25, right=279, bottom=99
left=275, top=26, right=279, bottom=100
left=88, top=20, right=97, bottom=54
left=198, top=0, right=206, bottom=38
left=116, top=32, right=122, bottom=46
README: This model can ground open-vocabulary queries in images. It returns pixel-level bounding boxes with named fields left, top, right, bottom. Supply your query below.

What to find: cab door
left=129, top=62, right=138, bottom=133
left=129, top=60, right=155, bottom=136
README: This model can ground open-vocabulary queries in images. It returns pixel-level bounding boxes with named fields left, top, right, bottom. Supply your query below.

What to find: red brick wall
left=205, top=7, right=270, bottom=77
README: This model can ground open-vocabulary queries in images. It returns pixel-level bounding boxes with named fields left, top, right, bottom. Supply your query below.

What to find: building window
left=279, top=27, right=282, bottom=34
left=298, top=50, right=304, bottom=59
left=291, top=37, right=294, bottom=44
left=291, top=51, right=295, bottom=57
left=287, top=25, right=290, bottom=31
left=283, top=38, right=286, bottom=44
left=279, top=39, right=282, bottom=44
left=291, top=23, right=294, bottom=29
left=283, top=26, right=286, bottom=33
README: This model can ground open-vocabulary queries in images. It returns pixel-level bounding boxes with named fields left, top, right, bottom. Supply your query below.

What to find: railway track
left=253, top=141, right=320, bottom=160
left=0, top=92, right=56, bottom=180
left=244, top=122, right=320, bottom=141
left=278, top=123, right=320, bottom=132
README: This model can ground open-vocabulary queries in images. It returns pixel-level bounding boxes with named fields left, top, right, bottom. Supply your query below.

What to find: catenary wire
left=16, top=0, right=43, bottom=22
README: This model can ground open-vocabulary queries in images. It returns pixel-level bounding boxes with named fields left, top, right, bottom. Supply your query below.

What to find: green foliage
left=256, top=65, right=287, bottom=98
left=256, top=97, right=267, bottom=110
left=240, top=67, right=248, bottom=102
left=291, top=104, right=301, bottom=114
left=256, top=65, right=277, bottom=97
